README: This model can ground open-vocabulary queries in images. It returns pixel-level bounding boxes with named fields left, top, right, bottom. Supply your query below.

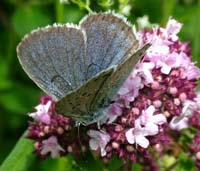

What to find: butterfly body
left=17, top=11, right=150, bottom=125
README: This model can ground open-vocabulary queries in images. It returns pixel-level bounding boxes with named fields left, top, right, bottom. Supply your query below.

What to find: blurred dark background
left=0, top=0, right=200, bottom=170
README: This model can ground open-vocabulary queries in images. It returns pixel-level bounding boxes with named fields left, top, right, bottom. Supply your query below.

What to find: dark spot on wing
left=51, top=75, right=60, bottom=83
left=69, top=102, right=73, bottom=105
left=72, top=106, right=76, bottom=110
left=75, top=96, right=79, bottom=101
left=93, top=78, right=98, bottom=82
left=102, top=15, right=106, bottom=20
left=102, top=73, right=109, bottom=78
left=121, top=26, right=125, bottom=31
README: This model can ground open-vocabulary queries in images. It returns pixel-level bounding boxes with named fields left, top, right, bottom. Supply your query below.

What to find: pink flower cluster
left=27, top=18, right=200, bottom=170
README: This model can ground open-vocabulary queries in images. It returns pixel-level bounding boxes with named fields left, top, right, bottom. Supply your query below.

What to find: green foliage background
left=0, top=0, right=200, bottom=170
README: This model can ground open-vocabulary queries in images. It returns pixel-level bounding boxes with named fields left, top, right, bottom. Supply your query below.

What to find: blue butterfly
left=17, top=12, right=150, bottom=125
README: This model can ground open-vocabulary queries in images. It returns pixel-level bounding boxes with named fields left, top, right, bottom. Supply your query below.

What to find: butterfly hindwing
left=55, top=44, right=151, bottom=125
left=55, top=67, right=115, bottom=124
left=17, top=25, right=87, bottom=100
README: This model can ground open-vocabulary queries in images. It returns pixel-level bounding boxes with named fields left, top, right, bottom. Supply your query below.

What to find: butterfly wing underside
left=17, top=25, right=87, bottom=100
left=80, top=12, right=139, bottom=79
left=55, top=67, right=115, bottom=123
left=17, top=12, right=149, bottom=125
left=56, top=44, right=151, bottom=125
left=91, top=43, right=151, bottom=111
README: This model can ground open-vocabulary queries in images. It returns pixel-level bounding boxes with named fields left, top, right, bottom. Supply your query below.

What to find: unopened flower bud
left=179, top=92, right=187, bottom=102
left=153, top=100, right=162, bottom=108
left=112, top=141, right=120, bottom=149
left=132, top=107, right=140, bottom=115
left=153, top=143, right=163, bottom=152
left=67, top=146, right=73, bottom=153
left=126, top=145, right=134, bottom=152
left=39, top=132, right=45, bottom=137
left=164, top=110, right=170, bottom=117
left=57, top=127, right=64, bottom=134
left=169, top=87, right=178, bottom=95
left=44, top=126, right=50, bottom=134
left=174, top=98, right=181, bottom=106
left=121, top=117, right=127, bottom=124
left=196, top=151, right=200, bottom=160
left=151, top=81, right=160, bottom=89
left=115, top=125, right=123, bottom=132
left=34, top=142, right=39, bottom=148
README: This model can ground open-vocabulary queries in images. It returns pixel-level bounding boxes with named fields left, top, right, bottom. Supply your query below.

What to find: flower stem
left=0, top=130, right=35, bottom=171
left=71, top=0, right=93, bottom=13
left=55, top=0, right=65, bottom=23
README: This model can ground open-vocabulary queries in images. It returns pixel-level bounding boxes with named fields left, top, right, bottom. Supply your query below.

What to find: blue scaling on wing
left=17, top=24, right=87, bottom=100
left=80, top=12, right=139, bottom=79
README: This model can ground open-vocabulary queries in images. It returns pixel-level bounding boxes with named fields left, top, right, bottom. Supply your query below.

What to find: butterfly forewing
left=80, top=12, right=139, bottom=79
left=17, top=25, right=87, bottom=100
left=91, top=43, right=151, bottom=112
left=55, top=67, right=115, bottom=124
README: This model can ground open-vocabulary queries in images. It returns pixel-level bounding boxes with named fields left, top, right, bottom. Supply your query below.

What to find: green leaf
left=161, top=0, right=174, bottom=25
left=11, top=6, right=52, bottom=37
left=157, top=155, right=176, bottom=170
left=63, top=5, right=85, bottom=23
left=175, top=1, right=200, bottom=67
left=74, top=152, right=104, bottom=171
left=134, top=0, right=163, bottom=23
left=39, top=155, right=78, bottom=171
left=191, top=10, right=200, bottom=66
left=108, top=155, right=123, bottom=171
left=0, top=58, right=12, bottom=90
left=0, top=83, right=40, bottom=114
left=39, top=157, right=69, bottom=171
left=176, top=153, right=195, bottom=171
left=179, top=128, right=196, bottom=150
left=132, top=163, right=142, bottom=171
left=0, top=131, right=35, bottom=171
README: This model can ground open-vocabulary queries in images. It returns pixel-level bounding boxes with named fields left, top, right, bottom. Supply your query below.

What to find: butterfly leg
left=97, top=121, right=101, bottom=129
left=75, top=121, right=81, bottom=127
